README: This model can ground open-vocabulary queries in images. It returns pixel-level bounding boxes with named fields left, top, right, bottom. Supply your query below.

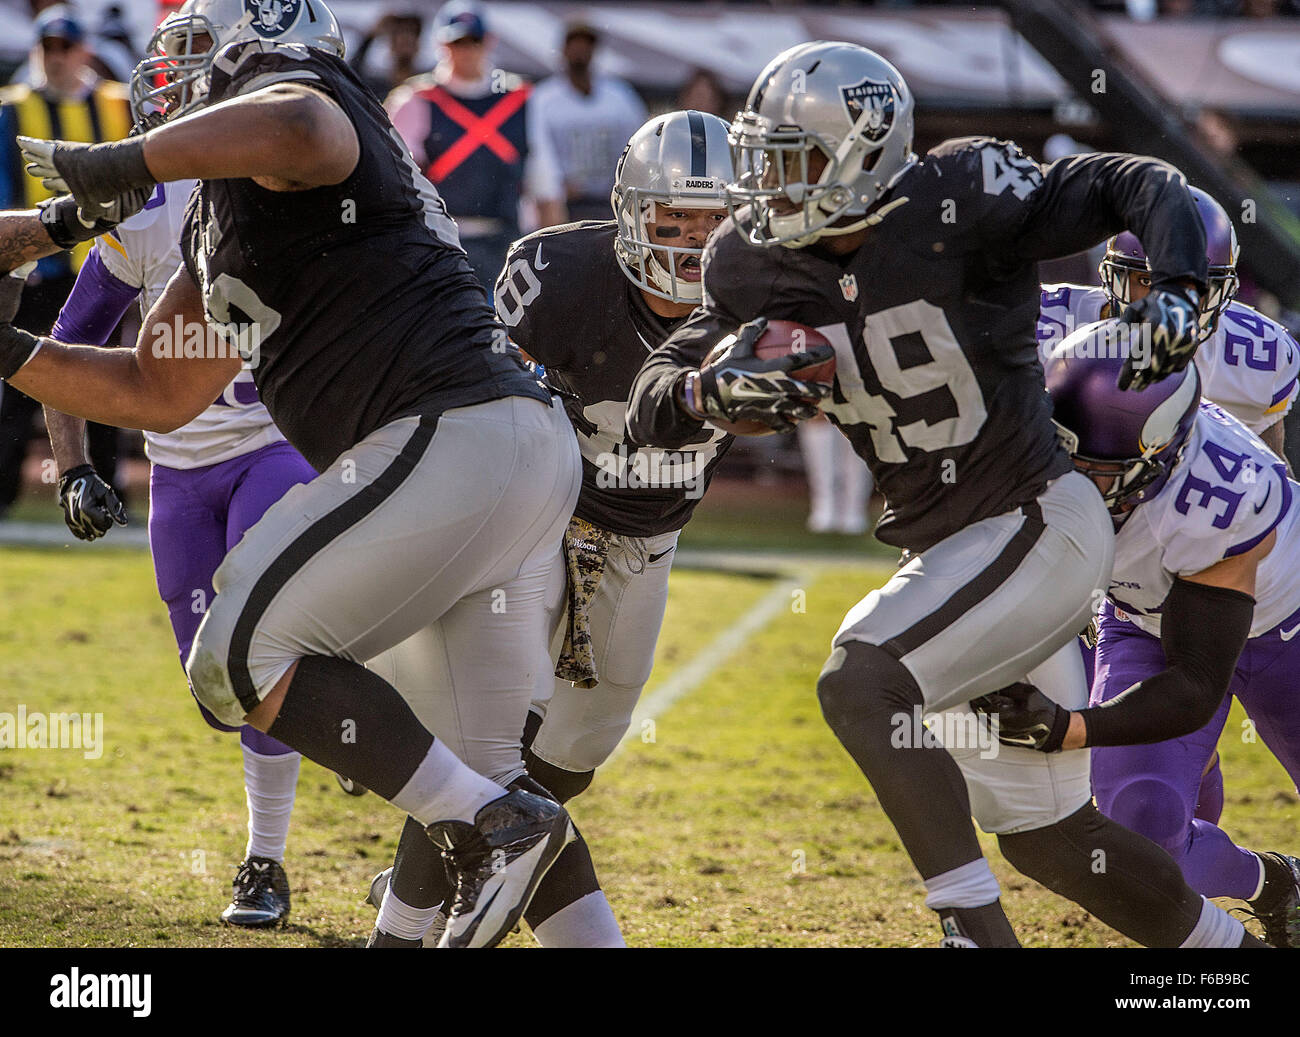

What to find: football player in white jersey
left=980, top=326, right=1300, bottom=946
left=1037, top=187, right=1299, bottom=463
left=42, top=174, right=317, bottom=928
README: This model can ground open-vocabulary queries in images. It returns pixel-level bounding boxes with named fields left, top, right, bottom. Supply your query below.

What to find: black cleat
left=1247, top=852, right=1300, bottom=948
left=365, top=867, right=447, bottom=948
left=220, top=856, right=291, bottom=928
left=426, top=789, right=574, bottom=949
left=366, top=926, right=422, bottom=948
left=335, top=772, right=367, bottom=796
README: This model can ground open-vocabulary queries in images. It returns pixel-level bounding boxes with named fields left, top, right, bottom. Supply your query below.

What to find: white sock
left=389, top=738, right=504, bottom=825
left=1181, top=896, right=1246, bottom=948
left=798, top=419, right=837, bottom=530
left=532, top=890, right=626, bottom=948
left=923, top=858, right=1002, bottom=910
left=241, top=745, right=301, bottom=862
left=376, top=884, right=444, bottom=942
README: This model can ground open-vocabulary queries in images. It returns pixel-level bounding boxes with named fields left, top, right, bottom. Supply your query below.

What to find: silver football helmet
left=728, top=41, right=916, bottom=249
left=130, top=0, right=344, bottom=128
left=612, top=110, right=733, bottom=304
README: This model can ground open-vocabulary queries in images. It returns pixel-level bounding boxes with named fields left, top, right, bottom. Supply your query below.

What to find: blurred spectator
left=676, top=67, right=729, bottom=118
left=530, top=19, right=647, bottom=222
left=86, top=4, right=137, bottom=84
left=1196, top=108, right=1240, bottom=158
left=350, top=9, right=427, bottom=100
left=798, top=418, right=872, bottom=535
left=11, top=1, right=138, bottom=87
left=0, top=5, right=130, bottom=516
left=387, top=1, right=565, bottom=290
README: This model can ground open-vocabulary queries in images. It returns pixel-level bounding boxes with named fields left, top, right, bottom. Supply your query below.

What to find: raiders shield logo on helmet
left=246, top=0, right=303, bottom=38
left=840, top=78, right=896, bottom=143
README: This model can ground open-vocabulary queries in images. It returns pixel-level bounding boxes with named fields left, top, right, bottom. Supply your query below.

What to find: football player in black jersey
left=628, top=42, right=1261, bottom=948
left=364, top=109, right=737, bottom=947
left=0, top=0, right=584, bottom=948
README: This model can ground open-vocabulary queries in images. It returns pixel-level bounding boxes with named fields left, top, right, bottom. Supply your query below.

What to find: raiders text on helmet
left=130, top=0, right=344, bottom=128
left=611, top=109, right=733, bottom=305
left=727, top=41, right=917, bottom=248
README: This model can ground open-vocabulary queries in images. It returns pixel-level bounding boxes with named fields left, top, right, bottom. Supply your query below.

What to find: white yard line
left=611, top=565, right=820, bottom=760
left=0, top=520, right=149, bottom=549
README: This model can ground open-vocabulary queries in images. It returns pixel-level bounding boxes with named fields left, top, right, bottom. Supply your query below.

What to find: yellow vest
left=0, top=80, right=133, bottom=272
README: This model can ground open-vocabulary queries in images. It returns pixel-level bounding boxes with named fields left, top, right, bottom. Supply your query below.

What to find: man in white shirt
left=529, top=20, right=647, bottom=223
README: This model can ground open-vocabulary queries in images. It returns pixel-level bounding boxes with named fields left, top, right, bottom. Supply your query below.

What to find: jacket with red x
left=411, top=77, right=533, bottom=228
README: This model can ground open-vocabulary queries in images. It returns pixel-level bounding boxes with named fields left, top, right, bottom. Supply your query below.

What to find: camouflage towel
left=555, top=515, right=613, bottom=688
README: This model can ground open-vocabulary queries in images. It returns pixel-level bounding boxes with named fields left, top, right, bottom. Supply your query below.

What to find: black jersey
left=179, top=41, right=548, bottom=471
left=495, top=221, right=731, bottom=537
left=628, top=137, right=1210, bottom=552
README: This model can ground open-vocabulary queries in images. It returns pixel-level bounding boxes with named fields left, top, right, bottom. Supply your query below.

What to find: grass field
left=0, top=544, right=1295, bottom=948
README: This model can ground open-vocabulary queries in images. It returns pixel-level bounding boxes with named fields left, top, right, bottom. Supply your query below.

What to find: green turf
left=0, top=548, right=1293, bottom=947
left=0, top=548, right=774, bottom=947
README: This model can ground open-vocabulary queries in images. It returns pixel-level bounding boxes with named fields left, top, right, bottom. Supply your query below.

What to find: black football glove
left=18, top=135, right=155, bottom=223
left=698, top=317, right=834, bottom=433
left=37, top=187, right=154, bottom=250
left=1117, top=283, right=1202, bottom=391
left=58, top=464, right=128, bottom=541
left=970, top=681, right=1071, bottom=753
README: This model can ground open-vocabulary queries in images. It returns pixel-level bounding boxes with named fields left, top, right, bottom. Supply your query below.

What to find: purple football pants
left=1091, top=600, right=1300, bottom=900
left=149, top=441, right=317, bottom=754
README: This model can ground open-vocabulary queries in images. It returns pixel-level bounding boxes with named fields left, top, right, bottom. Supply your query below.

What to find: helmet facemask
left=129, top=12, right=248, bottom=130
left=1100, top=252, right=1238, bottom=341
left=613, top=187, right=723, bottom=305
left=611, top=110, right=733, bottom=305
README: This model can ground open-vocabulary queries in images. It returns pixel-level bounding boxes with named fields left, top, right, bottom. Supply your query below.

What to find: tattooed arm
left=0, top=210, right=60, bottom=273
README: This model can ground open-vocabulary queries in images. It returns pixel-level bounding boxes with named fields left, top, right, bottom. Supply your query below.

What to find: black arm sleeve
left=1006, top=152, right=1208, bottom=291
left=1080, top=579, right=1254, bottom=746
left=625, top=307, right=725, bottom=449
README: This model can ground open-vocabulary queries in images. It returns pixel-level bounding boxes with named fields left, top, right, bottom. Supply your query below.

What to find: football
left=701, top=320, right=837, bottom=436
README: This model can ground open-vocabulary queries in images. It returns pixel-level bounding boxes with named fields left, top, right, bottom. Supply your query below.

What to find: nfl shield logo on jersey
left=247, top=0, right=302, bottom=37
left=839, top=273, right=859, bottom=302
left=840, top=78, right=896, bottom=143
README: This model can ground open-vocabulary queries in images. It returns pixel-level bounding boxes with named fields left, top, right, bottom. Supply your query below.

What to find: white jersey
left=1038, top=284, right=1300, bottom=436
left=1107, top=402, right=1299, bottom=639
left=95, top=180, right=284, bottom=470
left=528, top=73, right=647, bottom=201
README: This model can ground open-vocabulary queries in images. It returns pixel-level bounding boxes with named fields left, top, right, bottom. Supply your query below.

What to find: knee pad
left=816, top=642, right=922, bottom=733
left=185, top=623, right=245, bottom=728
left=523, top=749, right=595, bottom=804
left=1102, top=776, right=1193, bottom=857
left=193, top=695, right=242, bottom=734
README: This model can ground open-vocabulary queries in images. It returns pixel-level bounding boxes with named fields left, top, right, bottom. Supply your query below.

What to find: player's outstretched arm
left=975, top=533, right=1270, bottom=752
left=1, top=194, right=159, bottom=273
left=144, top=85, right=359, bottom=189
left=19, top=84, right=359, bottom=217
left=2, top=263, right=240, bottom=434
left=0, top=211, right=60, bottom=272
